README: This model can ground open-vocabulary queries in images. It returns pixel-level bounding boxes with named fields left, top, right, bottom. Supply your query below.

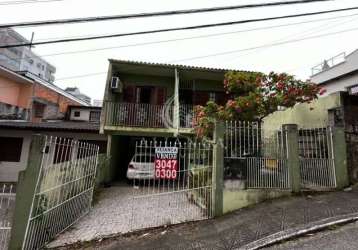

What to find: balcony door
left=124, top=86, right=166, bottom=105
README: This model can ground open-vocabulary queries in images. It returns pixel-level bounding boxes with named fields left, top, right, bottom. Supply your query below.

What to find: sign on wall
left=154, top=147, right=178, bottom=179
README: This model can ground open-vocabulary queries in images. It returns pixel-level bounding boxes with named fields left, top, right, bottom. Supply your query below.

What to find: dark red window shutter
left=123, top=86, right=136, bottom=103
left=194, top=92, right=209, bottom=106
left=156, top=87, right=166, bottom=105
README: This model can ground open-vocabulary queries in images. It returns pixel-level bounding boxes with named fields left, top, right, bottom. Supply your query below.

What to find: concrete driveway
left=48, top=183, right=205, bottom=248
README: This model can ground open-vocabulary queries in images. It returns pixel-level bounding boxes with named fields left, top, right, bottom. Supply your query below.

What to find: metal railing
left=0, top=184, right=16, bottom=250
left=104, top=101, right=172, bottom=128
left=22, top=136, right=99, bottom=250
left=299, top=127, right=336, bottom=189
left=179, top=104, right=195, bottom=128
left=311, top=52, right=346, bottom=76
left=224, top=121, right=290, bottom=189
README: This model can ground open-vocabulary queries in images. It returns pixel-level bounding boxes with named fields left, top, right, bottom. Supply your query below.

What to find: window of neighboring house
left=89, top=110, right=101, bottom=122
left=74, top=111, right=81, bottom=117
left=33, top=103, right=45, bottom=118
left=0, top=137, right=23, bottom=162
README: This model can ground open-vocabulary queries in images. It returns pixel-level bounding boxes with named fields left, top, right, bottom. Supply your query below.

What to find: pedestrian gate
left=21, top=136, right=99, bottom=250
left=130, top=139, right=213, bottom=231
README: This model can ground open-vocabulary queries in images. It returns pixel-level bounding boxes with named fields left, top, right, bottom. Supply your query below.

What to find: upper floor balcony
left=103, top=101, right=196, bottom=134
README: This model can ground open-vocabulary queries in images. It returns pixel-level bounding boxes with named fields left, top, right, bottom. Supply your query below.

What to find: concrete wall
left=0, top=129, right=106, bottom=182
left=263, top=92, right=342, bottom=130
left=0, top=74, right=32, bottom=108
left=223, top=188, right=291, bottom=214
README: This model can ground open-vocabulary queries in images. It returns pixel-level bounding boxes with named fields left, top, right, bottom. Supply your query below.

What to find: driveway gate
left=20, top=136, right=99, bottom=250
left=130, top=139, right=213, bottom=231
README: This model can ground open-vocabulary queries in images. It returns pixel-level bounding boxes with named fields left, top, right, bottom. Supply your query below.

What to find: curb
left=239, top=212, right=358, bottom=250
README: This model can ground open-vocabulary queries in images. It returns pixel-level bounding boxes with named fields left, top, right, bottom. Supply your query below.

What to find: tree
left=194, top=71, right=326, bottom=137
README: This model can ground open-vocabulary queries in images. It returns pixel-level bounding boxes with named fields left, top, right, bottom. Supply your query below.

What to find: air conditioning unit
left=110, top=77, right=122, bottom=92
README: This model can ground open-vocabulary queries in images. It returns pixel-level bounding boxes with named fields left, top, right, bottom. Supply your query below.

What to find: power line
left=1, top=11, right=357, bottom=64
left=2, top=6, right=358, bottom=49
left=32, top=12, right=358, bottom=43
left=0, top=0, right=63, bottom=5
left=0, top=0, right=333, bottom=28
left=54, top=25, right=358, bottom=81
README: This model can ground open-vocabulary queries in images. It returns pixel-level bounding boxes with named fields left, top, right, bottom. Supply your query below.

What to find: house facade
left=100, top=59, right=239, bottom=182
left=0, top=65, right=89, bottom=121
left=311, top=50, right=358, bottom=95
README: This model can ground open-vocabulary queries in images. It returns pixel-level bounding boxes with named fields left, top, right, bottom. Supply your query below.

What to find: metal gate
left=298, top=127, right=336, bottom=189
left=224, top=121, right=290, bottom=189
left=0, top=184, right=15, bottom=250
left=129, top=139, right=213, bottom=231
left=22, top=136, right=99, bottom=250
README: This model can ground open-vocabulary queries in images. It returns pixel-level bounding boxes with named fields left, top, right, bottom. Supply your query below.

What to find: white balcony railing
left=104, top=102, right=172, bottom=128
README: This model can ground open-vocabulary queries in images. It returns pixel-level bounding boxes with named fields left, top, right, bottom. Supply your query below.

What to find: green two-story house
left=100, top=59, right=235, bottom=182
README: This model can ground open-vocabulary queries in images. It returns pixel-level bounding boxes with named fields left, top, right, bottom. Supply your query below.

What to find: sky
left=1, top=0, right=358, bottom=102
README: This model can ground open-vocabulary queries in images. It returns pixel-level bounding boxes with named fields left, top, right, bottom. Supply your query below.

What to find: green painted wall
left=223, top=188, right=291, bottom=214
left=263, top=92, right=342, bottom=130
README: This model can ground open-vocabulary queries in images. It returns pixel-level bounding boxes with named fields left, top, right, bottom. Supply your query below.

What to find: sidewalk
left=51, top=187, right=358, bottom=250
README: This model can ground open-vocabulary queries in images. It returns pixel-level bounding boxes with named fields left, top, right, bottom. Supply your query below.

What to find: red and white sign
left=154, top=147, right=178, bottom=179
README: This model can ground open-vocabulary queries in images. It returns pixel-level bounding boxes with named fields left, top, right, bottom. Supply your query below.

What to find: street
left=265, top=221, right=358, bottom=250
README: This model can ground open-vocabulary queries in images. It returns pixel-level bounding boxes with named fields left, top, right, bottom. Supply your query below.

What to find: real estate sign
left=154, top=147, right=178, bottom=179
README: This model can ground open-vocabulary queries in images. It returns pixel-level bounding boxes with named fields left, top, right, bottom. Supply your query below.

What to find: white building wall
left=0, top=129, right=106, bottom=182
left=320, top=73, right=358, bottom=96
left=70, top=108, right=91, bottom=121
left=0, top=130, right=32, bottom=182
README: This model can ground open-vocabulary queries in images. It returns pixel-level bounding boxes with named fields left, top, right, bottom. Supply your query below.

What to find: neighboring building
left=0, top=65, right=89, bottom=122
left=311, top=50, right=358, bottom=96
left=65, top=87, right=91, bottom=104
left=93, top=99, right=103, bottom=107
left=0, top=28, right=56, bottom=82
left=100, top=59, right=245, bottom=182
left=67, top=105, right=102, bottom=122
left=0, top=105, right=106, bottom=182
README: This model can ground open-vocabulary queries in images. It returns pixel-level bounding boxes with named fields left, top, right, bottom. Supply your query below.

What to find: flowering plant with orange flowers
left=194, top=71, right=325, bottom=138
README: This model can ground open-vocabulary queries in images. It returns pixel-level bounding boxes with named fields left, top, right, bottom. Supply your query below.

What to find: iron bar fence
left=104, top=101, right=173, bottom=128
left=22, top=136, right=99, bottom=250
left=224, top=121, right=290, bottom=189
left=0, top=184, right=15, bottom=250
left=298, top=127, right=336, bottom=189
left=130, top=139, right=213, bottom=231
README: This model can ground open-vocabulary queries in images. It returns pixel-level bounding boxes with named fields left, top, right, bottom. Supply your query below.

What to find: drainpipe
left=173, top=68, right=180, bottom=136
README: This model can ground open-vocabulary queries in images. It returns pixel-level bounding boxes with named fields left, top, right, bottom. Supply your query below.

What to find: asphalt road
left=265, top=221, right=358, bottom=250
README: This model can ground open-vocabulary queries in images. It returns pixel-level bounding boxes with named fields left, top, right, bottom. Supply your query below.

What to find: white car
left=126, top=154, right=155, bottom=180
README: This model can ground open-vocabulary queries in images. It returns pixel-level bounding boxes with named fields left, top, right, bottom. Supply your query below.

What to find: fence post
left=212, top=121, right=224, bottom=217
left=332, top=126, right=349, bottom=189
left=9, top=135, right=46, bottom=250
left=283, top=124, right=301, bottom=193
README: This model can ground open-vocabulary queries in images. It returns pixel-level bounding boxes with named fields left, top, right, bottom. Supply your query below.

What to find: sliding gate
left=130, top=139, right=213, bottom=231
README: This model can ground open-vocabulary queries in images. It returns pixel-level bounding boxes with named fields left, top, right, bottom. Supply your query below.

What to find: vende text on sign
left=154, top=147, right=178, bottom=179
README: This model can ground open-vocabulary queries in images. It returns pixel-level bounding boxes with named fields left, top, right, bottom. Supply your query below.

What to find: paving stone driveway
left=48, top=183, right=205, bottom=248
left=51, top=187, right=358, bottom=250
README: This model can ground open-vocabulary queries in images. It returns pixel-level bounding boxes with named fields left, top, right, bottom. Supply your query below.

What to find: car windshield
left=132, top=154, right=154, bottom=162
